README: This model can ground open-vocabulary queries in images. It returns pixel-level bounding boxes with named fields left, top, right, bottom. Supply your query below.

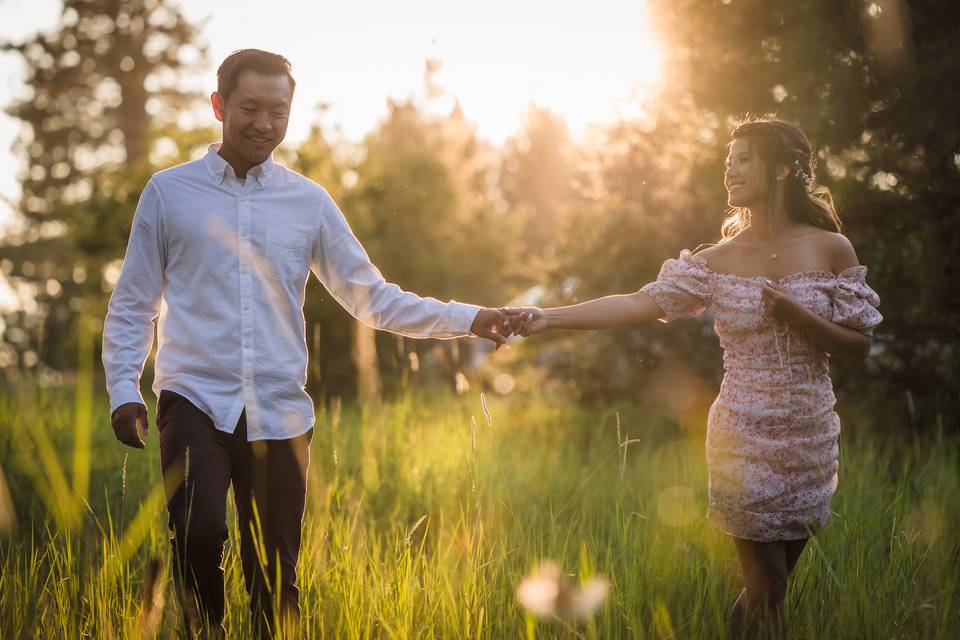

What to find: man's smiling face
left=212, top=70, right=292, bottom=168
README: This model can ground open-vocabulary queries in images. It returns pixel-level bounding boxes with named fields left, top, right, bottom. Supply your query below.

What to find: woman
left=507, top=118, right=882, bottom=639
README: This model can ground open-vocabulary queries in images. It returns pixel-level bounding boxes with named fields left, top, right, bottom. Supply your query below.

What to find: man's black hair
left=216, top=49, right=295, bottom=102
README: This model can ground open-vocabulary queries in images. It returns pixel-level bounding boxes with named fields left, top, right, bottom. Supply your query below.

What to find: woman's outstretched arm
left=505, top=291, right=665, bottom=335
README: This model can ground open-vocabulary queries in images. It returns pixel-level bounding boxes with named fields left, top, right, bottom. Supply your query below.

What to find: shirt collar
left=203, top=142, right=276, bottom=186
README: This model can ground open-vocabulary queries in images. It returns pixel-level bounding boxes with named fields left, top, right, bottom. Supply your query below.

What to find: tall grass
left=1, top=379, right=958, bottom=638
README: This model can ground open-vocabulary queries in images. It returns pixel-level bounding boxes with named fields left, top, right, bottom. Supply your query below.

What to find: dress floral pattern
left=640, top=249, right=883, bottom=541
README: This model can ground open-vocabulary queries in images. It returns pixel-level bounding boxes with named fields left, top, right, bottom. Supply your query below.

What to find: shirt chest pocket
left=264, top=229, right=311, bottom=281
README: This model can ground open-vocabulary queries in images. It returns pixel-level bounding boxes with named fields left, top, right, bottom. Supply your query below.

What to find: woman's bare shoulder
left=802, top=229, right=860, bottom=271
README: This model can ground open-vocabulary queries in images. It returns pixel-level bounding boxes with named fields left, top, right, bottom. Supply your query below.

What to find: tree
left=500, top=106, right=580, bottom=274
left=1, top=0, right=207, bottom=373
left=342, top=95, right=520, bottom=399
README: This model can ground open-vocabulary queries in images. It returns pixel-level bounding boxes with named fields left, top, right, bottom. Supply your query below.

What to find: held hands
left=501, top=307, right=548, bottom=337
left=111, top=402, right=149, bottom=449
left=470, top=307, right=549, bottom=347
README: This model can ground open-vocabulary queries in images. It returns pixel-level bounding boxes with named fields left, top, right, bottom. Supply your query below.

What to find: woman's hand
left=761, top=279, right=873, bottom=360
left=760, top=281, right=805, bottom=322
left=502, top=307, right=548, bottom=337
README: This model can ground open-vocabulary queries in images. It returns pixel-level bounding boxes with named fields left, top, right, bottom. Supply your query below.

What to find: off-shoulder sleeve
left=640, top=249, right=713, bottom=322
left=832, top=266, right=882, bottom=336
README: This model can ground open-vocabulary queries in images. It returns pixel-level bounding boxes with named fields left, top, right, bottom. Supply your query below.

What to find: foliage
left=500, top=106, right=582, bottom=274
left=0, top=0, right=208, bottom=371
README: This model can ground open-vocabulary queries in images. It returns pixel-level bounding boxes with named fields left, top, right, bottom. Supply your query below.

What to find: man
left=102, top=49, right=511, bottom=638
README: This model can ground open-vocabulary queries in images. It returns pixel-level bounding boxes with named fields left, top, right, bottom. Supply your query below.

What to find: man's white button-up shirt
left=103, top=144, right=481, bottom=440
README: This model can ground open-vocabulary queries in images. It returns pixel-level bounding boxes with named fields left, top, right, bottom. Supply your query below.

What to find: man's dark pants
left=157, top=390, right=312, bottom=637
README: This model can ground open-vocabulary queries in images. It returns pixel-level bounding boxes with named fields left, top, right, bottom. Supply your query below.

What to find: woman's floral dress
left=640, top=250, right=882, bottom=541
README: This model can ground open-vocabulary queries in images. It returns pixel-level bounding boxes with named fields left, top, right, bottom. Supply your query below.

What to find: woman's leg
left=731, top=538, right=807, bottom=639
left=730, top=537, right=790, bottom=640
left=785, top=538, right=808, bottom=575
left=730, top=588, right=747, bottom=640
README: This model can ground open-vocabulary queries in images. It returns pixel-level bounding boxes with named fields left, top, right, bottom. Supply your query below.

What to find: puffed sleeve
left=640, top=249, right=713, bottom=322
left=832, top=266, right=882, bottom=336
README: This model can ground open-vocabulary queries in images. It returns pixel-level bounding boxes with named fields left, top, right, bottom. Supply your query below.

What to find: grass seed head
left=480, top=393, right=492, bottom=427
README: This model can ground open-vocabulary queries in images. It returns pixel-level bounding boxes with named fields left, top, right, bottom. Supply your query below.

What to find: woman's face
left=724, top=137, right=768, bottom=209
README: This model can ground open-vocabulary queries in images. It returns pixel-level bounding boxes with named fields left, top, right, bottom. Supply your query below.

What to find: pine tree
left=1, top=0, right=207, bottom=372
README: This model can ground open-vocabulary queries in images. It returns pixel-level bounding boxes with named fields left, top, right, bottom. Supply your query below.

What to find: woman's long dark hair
left=721, top=116, right=842, bottom=239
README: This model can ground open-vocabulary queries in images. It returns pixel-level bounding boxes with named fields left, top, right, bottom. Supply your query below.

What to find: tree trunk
left=352, top=320, right=382, bottom=405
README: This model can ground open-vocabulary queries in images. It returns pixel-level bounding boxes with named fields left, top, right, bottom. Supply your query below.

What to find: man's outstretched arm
left=310, top=189, right=511, bottom=346
left=102, top=180, right=166, bottom=448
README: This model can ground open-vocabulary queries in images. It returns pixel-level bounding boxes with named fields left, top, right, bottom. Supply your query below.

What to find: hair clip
left=792, top=159, right=815, bottom=190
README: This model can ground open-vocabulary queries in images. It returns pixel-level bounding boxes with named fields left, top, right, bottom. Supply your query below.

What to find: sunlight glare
left=415, top=0, right=664, bottom=140
left=182, top=0, right=664, bottom=144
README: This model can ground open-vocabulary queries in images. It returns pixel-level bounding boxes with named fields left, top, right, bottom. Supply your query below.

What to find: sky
left=0, top=0, right=664, bottom=237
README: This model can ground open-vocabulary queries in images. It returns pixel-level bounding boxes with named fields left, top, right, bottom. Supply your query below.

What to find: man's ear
left=211, top=91, right=225, bottom=122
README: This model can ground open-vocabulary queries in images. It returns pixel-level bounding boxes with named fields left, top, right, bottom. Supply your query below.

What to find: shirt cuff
left=448, top=301, right=485, bottom=336
left=108, top=382, right=146, bottom=415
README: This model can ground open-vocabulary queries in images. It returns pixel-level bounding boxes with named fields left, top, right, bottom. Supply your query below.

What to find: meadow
left=0, top=376, right=958, bottom=639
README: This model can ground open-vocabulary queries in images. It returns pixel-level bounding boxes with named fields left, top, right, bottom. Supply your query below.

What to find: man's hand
left=111, top=402, right=149, bottom=449
left=470, top=308, right=514, bottom=349
left=503, top=307, right=548, bottom=337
